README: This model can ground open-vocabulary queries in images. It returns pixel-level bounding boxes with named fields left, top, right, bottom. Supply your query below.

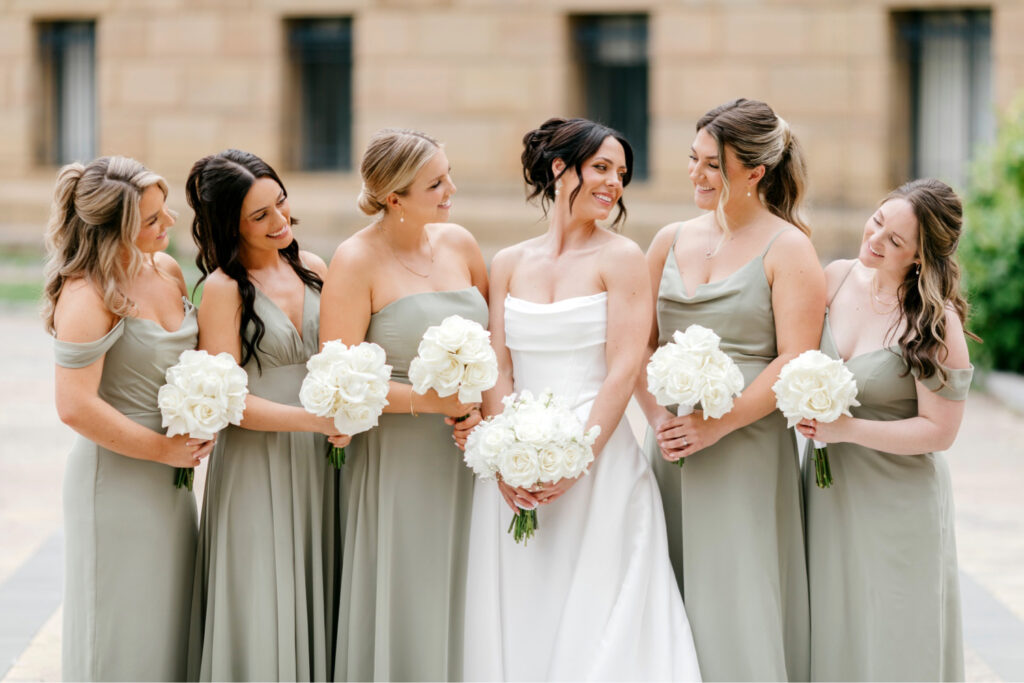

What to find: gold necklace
left=379, top=223, right=434, bottom=279
left=869, top=272, right=898, bottom=314
left=705, top=227, right=726, bottom=259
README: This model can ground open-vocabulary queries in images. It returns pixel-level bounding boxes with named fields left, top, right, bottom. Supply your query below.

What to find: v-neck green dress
left=644, top=226, right=810, bottom=681
left=804, top=304, right=972, bottom=681
left=188, top=285, right=337, bottom=681
left=334, top=287, right=488, bottom=682
left=57, top=298, right=199, bottom=681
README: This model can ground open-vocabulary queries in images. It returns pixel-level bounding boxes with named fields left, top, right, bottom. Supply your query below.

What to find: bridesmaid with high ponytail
left=636, top=98, right=823, bottom=680
left=45, top=156, right=212, bottom=681
left=185, top=149, right=348, bottom=681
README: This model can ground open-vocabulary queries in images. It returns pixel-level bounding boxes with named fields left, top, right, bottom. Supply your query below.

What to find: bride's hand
left=497, top=478, right=539, bottom=513
left=656, top=410, right=725, bottom=461
left=530, top=476, right=580, bottom=506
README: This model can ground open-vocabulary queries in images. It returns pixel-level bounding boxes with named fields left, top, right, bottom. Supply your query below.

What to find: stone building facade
left=1, top=0, right=1022, bottom=257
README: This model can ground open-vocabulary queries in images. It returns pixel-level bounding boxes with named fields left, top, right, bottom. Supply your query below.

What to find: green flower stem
left=328, top=445, right=346, bottom=469
left=507, top=508, right=539, bottom=545
left=813, top=445, right=834, bottom=488
left=174, top=467, right=194, bottom=490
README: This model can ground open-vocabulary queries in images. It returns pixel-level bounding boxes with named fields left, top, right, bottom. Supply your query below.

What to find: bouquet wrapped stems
left=329, top=445, right=346, bottom=468
left=175, top=466, right=194, bottom=490
left=811, top=440, right=833, bottom=488
left=508, top=507, right=538, bottom=545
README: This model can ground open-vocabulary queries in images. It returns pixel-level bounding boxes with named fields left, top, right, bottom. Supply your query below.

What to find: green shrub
left=961, top=97, right=1024, bottom=373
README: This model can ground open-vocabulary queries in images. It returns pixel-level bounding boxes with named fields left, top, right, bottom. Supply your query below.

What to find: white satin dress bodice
left=463, top=293, right=702, bottom=682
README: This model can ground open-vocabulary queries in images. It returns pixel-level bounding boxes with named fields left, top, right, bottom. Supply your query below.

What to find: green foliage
left=961, top=97, right=1024, bottom=373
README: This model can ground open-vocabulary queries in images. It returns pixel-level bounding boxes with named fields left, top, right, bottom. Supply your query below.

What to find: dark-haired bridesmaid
left=185, top=149, right=349, bottom=681
left=797, top=179, right=973, bottom=681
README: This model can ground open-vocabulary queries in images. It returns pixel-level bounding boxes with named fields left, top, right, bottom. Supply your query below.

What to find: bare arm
left=799, top=308, right=970, bottom=453
left=54, top=280, right=212, bottom=467
left=198, top=270, right=339, bottom=436
left=481, top=247, right=517, bottom=420
left=633, top=223, right=678, bottom=428
left=657, top=229, right=826, bottom=457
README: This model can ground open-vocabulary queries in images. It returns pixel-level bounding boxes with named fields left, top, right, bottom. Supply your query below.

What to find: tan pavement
left=1, top=302, right=1022, bottom=681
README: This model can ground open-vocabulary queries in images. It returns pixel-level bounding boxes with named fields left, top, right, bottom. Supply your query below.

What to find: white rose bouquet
left=464, top=389, right=600, bottom=544
left=299, top=340, right=392, bottom=468
left=158, top=349, right=249, bottom=490
left=408, top=314, right=498, bottom=418
left=772, top=349, right=861, bottom=488
left=646, top=324, right=745, bottom=466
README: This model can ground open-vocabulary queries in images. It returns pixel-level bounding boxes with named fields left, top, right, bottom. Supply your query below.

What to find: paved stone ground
left=1, top=302, right=1022, bottom=681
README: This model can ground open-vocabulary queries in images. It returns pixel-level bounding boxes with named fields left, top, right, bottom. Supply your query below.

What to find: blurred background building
left=1, top=0, right=1022, bottom=258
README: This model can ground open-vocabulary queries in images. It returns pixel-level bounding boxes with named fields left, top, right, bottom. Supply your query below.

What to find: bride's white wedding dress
left=463, top=292, right=702, bottom=681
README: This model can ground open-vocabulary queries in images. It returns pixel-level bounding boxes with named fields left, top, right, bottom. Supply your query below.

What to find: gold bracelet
left=409, top=389, right=418, bottom=417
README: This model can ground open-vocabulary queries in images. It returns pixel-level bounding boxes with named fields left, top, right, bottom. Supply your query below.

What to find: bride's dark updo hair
left=521, top=118, right=634, bottom=230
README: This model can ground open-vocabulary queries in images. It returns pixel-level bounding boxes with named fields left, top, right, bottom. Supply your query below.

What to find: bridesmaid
left=186, top=149, right=348, bottom=681
left=45, top=156, right=212, bottom=680
left=796, top=179, right=973, bottom=681
left=636, top=98, right=824, bottom=681
left=321, top=128, right=488, bottom=681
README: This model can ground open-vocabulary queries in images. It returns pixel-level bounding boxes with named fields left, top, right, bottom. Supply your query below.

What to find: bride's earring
left=555, top=179, right=562, bottom=196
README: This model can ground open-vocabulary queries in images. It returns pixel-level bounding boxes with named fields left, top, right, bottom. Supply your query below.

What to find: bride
left=463, top=118, right=702, bottom=681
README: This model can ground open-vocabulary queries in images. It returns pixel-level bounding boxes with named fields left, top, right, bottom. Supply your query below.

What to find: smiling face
left=239, top=176, right=293, bottom=253
left=859, top=197, right=920, bottom=277
left=393, top=149, right=455, bottom=224
left=134, top=185, right=175, bottom=254
left=688, top=127, right=755, bottom=211
left=555, top=135, right=627, bottom=223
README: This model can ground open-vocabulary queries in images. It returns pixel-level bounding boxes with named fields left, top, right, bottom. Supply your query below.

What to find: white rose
left=430, top=315, right=476, bottom=353
left=335, top=402, right=377, bottom=435
left=299, top=375, right=337, bottom=417
left=498, top=441, right=541, bottom=488
left=183, top=395, right=227, bottom=440
left=673, top=324, right=721, bottom=356
left=536, top=444, right=566, bottom=483
left=158, top=385, right=190, bottom=437
left=772, top=350, right=860, bottom=427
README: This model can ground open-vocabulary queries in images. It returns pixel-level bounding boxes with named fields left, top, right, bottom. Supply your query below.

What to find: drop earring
left=555, top=179, right=562, bottom=196
left=400, top=209, right=404, bottom=223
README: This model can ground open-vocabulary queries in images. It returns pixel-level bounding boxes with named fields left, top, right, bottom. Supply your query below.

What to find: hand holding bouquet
left=408, top=315, right=498, bottom=418
left=158, top=349, right=249, bottom=489
left=464, top=389, right=600, bottom=544
left=299, top=340, right=392, bottom=468
left=647, top=324, right=744, bottom=465
left=772, top=349, right=860, bottom=488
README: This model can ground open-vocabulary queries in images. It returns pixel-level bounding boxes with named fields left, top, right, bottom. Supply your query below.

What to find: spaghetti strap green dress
left=57, top=298, right=199, bottom=681
left=334, top=287, right=488, bottom=682
left=644, top=226, right=810, bottom=681
left=188, top=285, right=336, bottom=681
left=804, top=283, right=972, bottom=681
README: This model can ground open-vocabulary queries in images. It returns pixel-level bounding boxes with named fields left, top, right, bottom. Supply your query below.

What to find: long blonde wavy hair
left=42, top=156, right=170, bottom=333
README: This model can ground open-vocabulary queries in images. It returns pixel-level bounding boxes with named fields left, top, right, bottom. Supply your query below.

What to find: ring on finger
left=681, top=435, right=688, bottom=447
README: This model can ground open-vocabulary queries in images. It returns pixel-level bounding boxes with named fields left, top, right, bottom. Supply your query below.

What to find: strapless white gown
left=463, top=293, right=701, bottom=681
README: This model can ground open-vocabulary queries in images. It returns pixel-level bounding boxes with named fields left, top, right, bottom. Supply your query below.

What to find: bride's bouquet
left=158, top=349, right=248, bottom=490
left=464, top=389, right=600, bottom=544
left=772, top=349, right=860, bottom=488
left=409, top=314, right=498, bottom=418
left=299, top=340, right=392, bottom=468
left=647, top=324, right=745, bottom=465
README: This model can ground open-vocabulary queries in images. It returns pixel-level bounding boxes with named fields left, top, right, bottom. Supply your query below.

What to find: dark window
left=897, top=10, right=993, bottom=188
left=288, top=18, right=353, bottom=171
left=38, top=21, right=96, bottom=165
left=573, top=15, right=649, bottom=180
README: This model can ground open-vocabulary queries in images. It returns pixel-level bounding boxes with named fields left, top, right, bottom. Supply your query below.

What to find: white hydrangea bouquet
left=647, top=324, right=745, bottom=466
left=158, top=349, right=249, bottom=490
left=464, top=389, right=600, bottom=544
left=409, top=314, right=498, bottom=419
left=299, top=340, right=392, bottom=468
left=772, top=349, right=861, bottom=488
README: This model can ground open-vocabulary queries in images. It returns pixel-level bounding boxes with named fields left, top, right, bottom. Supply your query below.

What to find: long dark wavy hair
left=885, top=178, right=977, bottom=383
left=521, top=117, right=634, bottom=230
left=187, top=149, right=322, bottom=372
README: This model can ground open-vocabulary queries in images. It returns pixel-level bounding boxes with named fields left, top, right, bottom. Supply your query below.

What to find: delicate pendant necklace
left=869, top=273, right=898, bottom=314
left=705, top=228, right=725, bottom=259
left=380, top=223, right=433, bottom=279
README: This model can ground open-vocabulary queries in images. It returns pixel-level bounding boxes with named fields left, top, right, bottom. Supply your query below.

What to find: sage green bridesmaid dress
left=334, top=287, right=487, bottom=682
left=188, top=286, right=336, bottom=681
left=57, top=298, right=199, bottom=681
left=804, top=276, right=972, bottom=681
left=644, top=226, right=810, bottom=681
